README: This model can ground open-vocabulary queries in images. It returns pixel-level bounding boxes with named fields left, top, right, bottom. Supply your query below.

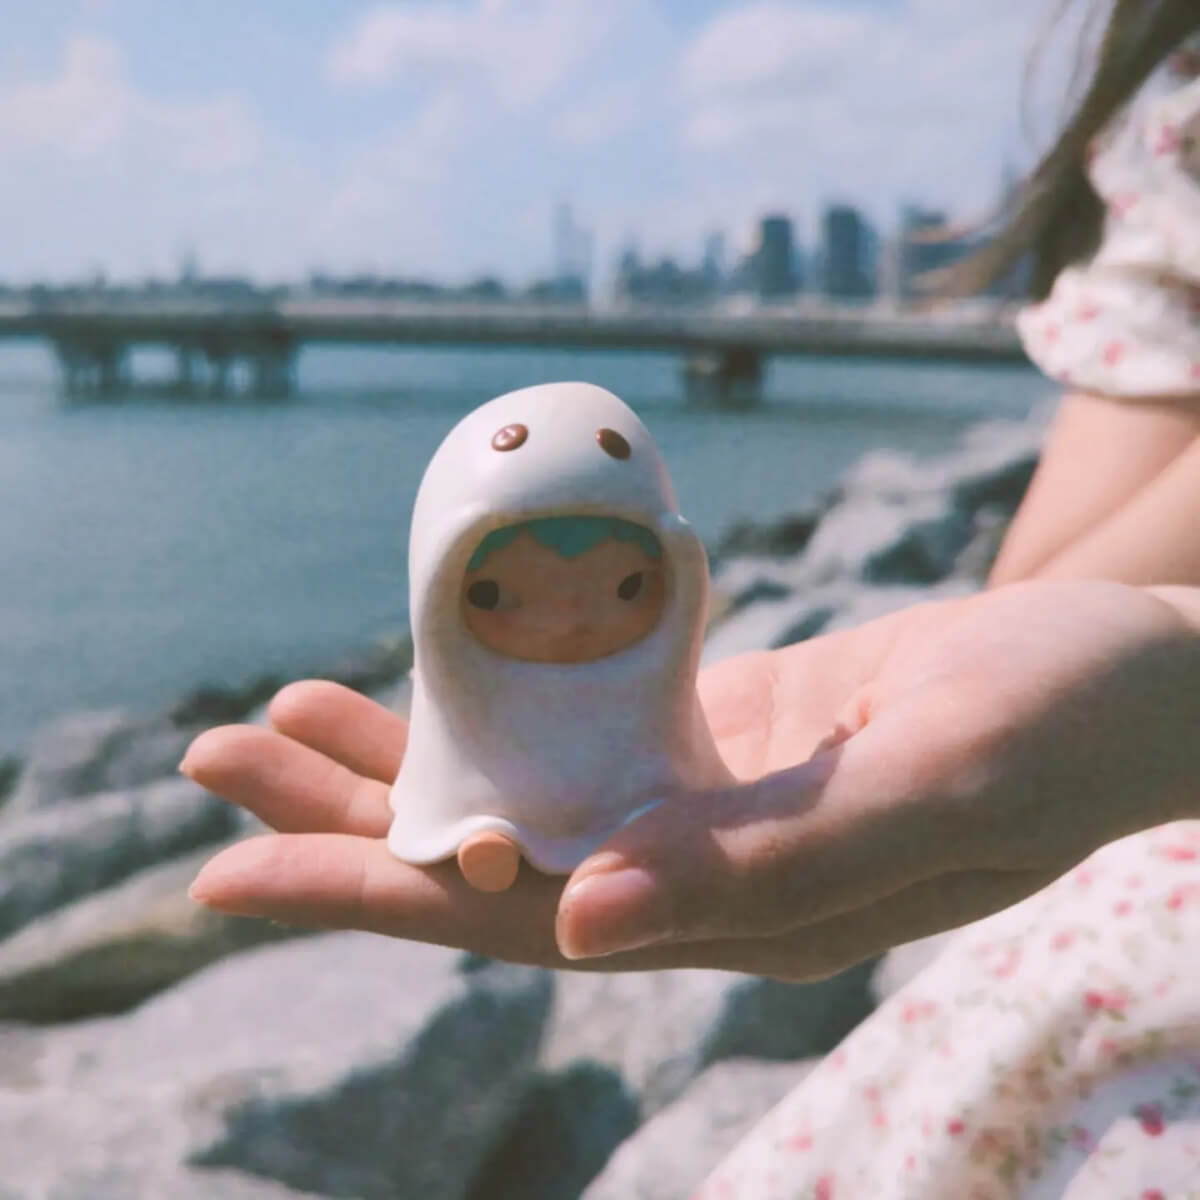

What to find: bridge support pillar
left=251, top=341, right=296, bottom=399
left=210, top=355, right=230, bottom=397
left=52, top=340, right=130, bottom=397
left=175, top=347, right=200, bottom=395
left=682, top=346, right=763, bottom=409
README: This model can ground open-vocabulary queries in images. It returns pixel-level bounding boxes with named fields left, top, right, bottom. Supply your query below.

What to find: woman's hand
left=184, top=580, right=1200, bottom=980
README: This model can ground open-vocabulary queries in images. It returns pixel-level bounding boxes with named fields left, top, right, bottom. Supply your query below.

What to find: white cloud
left=0, top=35, right=258, bottom=174
left=675, top=0, right=1069, bottom=227
left=0, top=37, right=129, bottom=156
left=554, top=85, right=645, bottom=147
left=682, top=5, right=873, bottom=98
left=327, top=0, right=657, bottom=108
left=309, top=92, right=468, bottom=264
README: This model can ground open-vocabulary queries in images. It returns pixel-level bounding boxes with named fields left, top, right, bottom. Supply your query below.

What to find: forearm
left=1031, top=435, right=1200, bottom=585
left=989, top=394, right=1200, bottom=586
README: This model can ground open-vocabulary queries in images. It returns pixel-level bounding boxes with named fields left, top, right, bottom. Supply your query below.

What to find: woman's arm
left=1032, top=433, right=1200, bottom=584
left=989, top=392, right=1200, bottom=586
left=183, top=579, right=1200, bottom=979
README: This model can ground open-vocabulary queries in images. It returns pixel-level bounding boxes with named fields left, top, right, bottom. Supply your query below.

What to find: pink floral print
left=1018, top=45, right=1200, bottom=402
left=695, top=824, right=1200, bottom=1198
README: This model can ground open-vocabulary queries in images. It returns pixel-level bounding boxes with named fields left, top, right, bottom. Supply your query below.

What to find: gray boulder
left=1, top=934, right=550, bottom=1200
left=0, top=777, right=239, bottom=940
left=583, top=1057, right=818, bottom=1200
left=870, top=930, right=959, bottom=1004
left=7, top=710, right=196, bottom=815
left=543, top=961, right=872, bottom=1116
left=473, top=961, right=874, bottom=1200
left=0, top=846, right=299, bottom=1022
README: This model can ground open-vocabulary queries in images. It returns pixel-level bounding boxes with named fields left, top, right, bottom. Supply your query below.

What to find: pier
left=0, top=295, right=1027, bottom=407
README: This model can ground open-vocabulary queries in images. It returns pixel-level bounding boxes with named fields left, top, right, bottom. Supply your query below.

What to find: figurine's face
left=462, top=527, right=666, bottom=663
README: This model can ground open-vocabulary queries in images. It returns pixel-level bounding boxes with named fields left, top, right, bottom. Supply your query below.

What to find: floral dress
left=1018, top=42, right=1200, bottom=400
left=697, top=44, right=1200, bottom=1200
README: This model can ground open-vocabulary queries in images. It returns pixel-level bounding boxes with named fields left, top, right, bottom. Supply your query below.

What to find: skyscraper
left=551, top=201, right=594, bottom=299
left=822, top=205, right=875, bottom=300
left=756, top=215, right=796, bottom=301
left=701, top=231, right=726, bottom=284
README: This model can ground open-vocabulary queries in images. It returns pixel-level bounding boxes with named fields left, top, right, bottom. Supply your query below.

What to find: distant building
left=821, top=204, right=876, bottom=301
left=613, top=244, right=717, bottom=306
left=755, top=215, right=797, bottom=301
left=886, top=198, right=1032, bottom=305
left=552, top=201, right=594, bottom=301
left=701, top=231, right=726, bottom=285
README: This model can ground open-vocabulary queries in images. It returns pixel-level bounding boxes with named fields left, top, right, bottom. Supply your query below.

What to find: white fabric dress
left=696, top=43, right=1200, bottom=1200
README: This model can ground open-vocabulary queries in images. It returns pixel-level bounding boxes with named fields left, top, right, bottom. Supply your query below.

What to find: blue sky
left=0, top=0, right=1074, bottom=286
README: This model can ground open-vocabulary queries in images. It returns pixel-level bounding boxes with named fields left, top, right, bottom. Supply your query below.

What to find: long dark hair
left=950, top=0, right=1200, bottom=299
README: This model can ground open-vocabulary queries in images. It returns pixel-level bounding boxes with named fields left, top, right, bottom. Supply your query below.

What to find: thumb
left=555, top=723, right=949, bottom=960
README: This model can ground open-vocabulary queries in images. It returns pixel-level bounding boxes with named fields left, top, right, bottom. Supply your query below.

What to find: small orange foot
left=457, top=833, right=521, bottom=893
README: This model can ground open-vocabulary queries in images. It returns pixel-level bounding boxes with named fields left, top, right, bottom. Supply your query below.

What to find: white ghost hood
left=387, top=381, right=733, bottom=874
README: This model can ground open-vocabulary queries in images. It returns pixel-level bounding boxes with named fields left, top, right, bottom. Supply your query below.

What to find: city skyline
left=1, top=0, right=1081, bottom=285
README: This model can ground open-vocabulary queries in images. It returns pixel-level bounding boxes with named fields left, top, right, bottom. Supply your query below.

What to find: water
left=0, top=340, right=1051, bottom=755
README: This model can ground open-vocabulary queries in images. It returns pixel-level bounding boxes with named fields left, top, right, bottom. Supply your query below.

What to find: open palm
left=186, top=580, right=1198, bottom=979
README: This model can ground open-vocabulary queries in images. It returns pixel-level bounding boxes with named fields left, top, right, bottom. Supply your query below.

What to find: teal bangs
left=467, top=516, right=662, bottom=571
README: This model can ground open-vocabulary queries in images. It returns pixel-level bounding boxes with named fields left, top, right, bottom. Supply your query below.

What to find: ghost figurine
left=387, top=381, right=733, bottom=892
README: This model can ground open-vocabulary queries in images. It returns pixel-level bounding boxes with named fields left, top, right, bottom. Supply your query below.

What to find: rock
left=0, top=847, right=300, bottom=1022
left=476, top=962, right=875, bottom=1200
left=870, top=931, right=959, bottom=1004
left=797, top=491, right=962, bottom=587
left=0, top=777, right=239, bottom=941
left=169, top=675, right=287, bottom=727
left=713, top=510, right=821, bottom=563
left=1, top=935, right=550, bottom=1200
left=769, top=604, right=836, bottom=649
left=3, top=1164, right=326, bottom=1199
left=703, top=963, right=877, bottom=1065
left=861, top=508, right=974, bottom=585
left=466, top=1062, right=641, bottom=1200
left=7, top=711, right=195, bottom=814
left=322, top=635, right=414, bottom=696
left=0, top=756, right=19, bottom=808
left=168, top=636, right=414, bottom=728
left=702, top=584, right=837, bottom=663
left=582, top=1058, right=818, bottom=1200
left=945, top=419, right=1043, bottom=514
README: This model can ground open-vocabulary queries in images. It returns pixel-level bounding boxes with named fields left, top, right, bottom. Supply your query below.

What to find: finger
left=556, top=699, right=973, bottom=958
left=187, top=835, right=1056, bottom=981
left=181, top=725, right=392, bottom=837
left=187, top=833, right=720, bottom=971
left=268, top=680, right=408, bottom=784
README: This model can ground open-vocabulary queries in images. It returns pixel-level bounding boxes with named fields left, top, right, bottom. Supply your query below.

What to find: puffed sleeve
left=1017, top=46, right=1200, bottom=400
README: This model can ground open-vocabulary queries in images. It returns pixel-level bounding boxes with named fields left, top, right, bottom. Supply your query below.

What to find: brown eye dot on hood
left=596, top=428, right=631, bottom=460
left=492, top=423, right=528, bottom=452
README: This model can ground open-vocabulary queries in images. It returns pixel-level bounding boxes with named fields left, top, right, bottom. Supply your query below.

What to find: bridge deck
left=0, top=298, right=1027, bottom=364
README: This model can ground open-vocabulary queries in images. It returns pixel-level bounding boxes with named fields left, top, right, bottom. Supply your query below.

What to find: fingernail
left=557, top=866, right=668, bottom=960
left=178, top=753, right=195, bottom=779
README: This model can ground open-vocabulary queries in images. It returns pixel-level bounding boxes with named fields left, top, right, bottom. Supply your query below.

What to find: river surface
left=0, top=340, right=1051, bottom=754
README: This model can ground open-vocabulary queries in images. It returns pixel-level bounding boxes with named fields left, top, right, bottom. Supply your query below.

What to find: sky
left=0, top=0, right=1082, bottom=287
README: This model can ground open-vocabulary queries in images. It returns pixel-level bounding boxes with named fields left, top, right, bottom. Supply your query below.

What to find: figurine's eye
left=597, top=428, right=631, bottom=460
left=617, top=572, right=644, bottom=601
left=467, top=580, right=501, bottom=610
left=466, top=580, right=520, bottom=611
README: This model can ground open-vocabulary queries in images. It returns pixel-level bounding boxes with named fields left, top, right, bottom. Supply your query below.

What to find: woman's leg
left=989, top=393, right=1200, bottom=586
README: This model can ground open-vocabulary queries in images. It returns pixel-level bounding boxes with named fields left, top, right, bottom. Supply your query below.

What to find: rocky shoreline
left=0, top=413, right=1044, bottom=1199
